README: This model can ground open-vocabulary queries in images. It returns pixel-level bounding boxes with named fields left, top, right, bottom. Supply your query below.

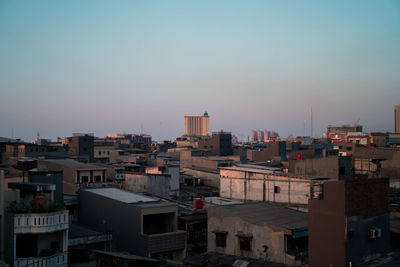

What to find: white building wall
left=220, top=169, right=316, bottom=205
left=208, top=211, right=292, bottom=265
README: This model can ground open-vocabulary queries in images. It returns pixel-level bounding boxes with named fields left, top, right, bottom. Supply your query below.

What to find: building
left=94, top=138, right=115, bottom=163
left=327, top=125, right=363, bottom=143
left=346, top=132, right=370, bottom=145
left=79, top=188, right=186, bottom=260
left=65, top=133, right=94, bottom=162
left=246, top=141, right=287, bottom=162
left=395, top=105, right=400, bottom=133
left=184, top=112, right=210, bottom=136
left=308, top=179, right=390, bottom=266
left=220, top=165, right=330, bottom=206
left=5, top=142, right=68, bottom=159
left=371, top=132, right=389, bottom=147
left=145, top=165, right=180, bottom=197
left=288, top=156, right=352, bottom=181
left=38, top=159, right=106, bottom=194
left=198, top=132, right=233, bottom=156
left=180, top=150, right=236, bottom=170
left=1, top=174, right=69, bottom=267
left=256, top=130, right=264, bottom=143
left=250, top=130, right=257, bottom=142
left=208, top=202, right=308, bottom=265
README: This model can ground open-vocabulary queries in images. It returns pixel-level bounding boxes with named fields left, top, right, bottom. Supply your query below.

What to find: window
left=274, top=186, right=280, bottom=194
left=237, top=232, right=252, bottom=251
left=339, top=167, right=346, bottom=176
left=347, top=147, right=352, bottom=151
left=239, top=238, right=251, bottom=251
left=81, top=176, right=89, bottom=183
left=347, top=230, right=355, bottom=239
left=98, top=151, right=101, bottom=155
left=215, top=232, right=227, bottom=248
left=94, top=175, right=102, bottom=182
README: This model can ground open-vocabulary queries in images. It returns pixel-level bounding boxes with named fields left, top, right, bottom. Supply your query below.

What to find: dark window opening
left=81, top=176, right=89, bottom=183
left=239, top=238, right=251, bottom=251
left=94, top=175, right=101, bottom=182
left=274, top=186, right=280, bottom=194
left=347, top=147, right=352, bottom=151
left=143, top=213, right=175, bottom=234
left=348, top=230, right=355, bottom=239
left=16, top=234, right=38, bottom=258
left=215, top=233, right=227, bottom=248
left=285, top=235, right=308, bottom=256
left=339, top=167, right=346, bottom=176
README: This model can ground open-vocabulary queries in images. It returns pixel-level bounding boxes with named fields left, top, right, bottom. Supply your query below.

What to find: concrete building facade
left=208, top=202, right=308, bottom=266
left=38, top=159, right=106, bottom=194
left=79, top=188, right=186, bottom=260
left=220, top=166, right=329, bottom=206
left=327, top=125, right=363, bottom=143
left=184, top=112, right=210, bottom=136
left=308, top=179, right=390, bottom=266
left=198, top=132, right=233, bottom=156
left=288, top=156, right=352, bottom=181
left=66, top=134, right=94, bottom=162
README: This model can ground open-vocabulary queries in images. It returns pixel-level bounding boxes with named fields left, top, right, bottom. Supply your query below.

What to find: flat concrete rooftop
left=83, top=187, right=158, bottom=204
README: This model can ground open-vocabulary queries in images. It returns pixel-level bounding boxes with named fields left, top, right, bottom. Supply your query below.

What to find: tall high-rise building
left=250, top=130, right=257, bottom=142
left=263, top=130, right=269, bottom=141
left=184, top=112, right=210, bottom=136
left=257, top=130, right=264, bottom=143
left=395, top=105, right=400, bottom=133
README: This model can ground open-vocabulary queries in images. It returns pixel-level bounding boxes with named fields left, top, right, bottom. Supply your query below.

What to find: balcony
left=146, top=230, right=186, bottom=254
left=15, top=252, right=67, bottom=267
left=14, top=210, right=68, bottom=234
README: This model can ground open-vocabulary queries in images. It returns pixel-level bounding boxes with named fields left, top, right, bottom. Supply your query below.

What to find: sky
left=1, top=0, right=400, bottom=142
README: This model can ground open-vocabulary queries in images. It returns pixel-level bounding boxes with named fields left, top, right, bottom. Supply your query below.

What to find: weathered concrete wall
left=247, top=142, right=286, bottom=162
left=208, top=209, right=290, bottom=265
left=308, top=181, right=346, bottom=267
left=220, top=169, right=317, bottom=205
left=182, top=167, right=220, bottom=188
left=289, top=156, right=351, bottom=180
left=346, top=214, right=390, bottom=264
left=147, top=174, right=171, bottom=197
left=123, top=173, right=147, bottom=192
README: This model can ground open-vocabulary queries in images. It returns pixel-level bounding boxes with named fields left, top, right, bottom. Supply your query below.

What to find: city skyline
left=1, top=0, right=400, bottom=141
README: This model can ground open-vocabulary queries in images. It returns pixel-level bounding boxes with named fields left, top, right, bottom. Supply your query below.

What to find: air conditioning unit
left=370, top=228, right=382, bottom=239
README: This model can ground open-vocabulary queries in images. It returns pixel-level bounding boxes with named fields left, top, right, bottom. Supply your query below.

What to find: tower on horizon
left=395, top=105, right=400, bottom=133
left=184, top=112, right=210, bottom=136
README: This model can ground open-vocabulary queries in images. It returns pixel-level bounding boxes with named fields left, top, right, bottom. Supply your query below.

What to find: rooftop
left=83, top=187, right=158, bottom=204
left=41, top=159, right=106, bottom=171
left=209, top=202, right=307, bottom=231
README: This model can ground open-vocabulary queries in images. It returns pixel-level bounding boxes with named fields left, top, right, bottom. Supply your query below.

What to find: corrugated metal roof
left=209, top=202, right=307, bottom=231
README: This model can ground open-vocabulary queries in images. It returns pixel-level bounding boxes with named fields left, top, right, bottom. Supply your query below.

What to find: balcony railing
left=146, top=230, right=186, bottom=254
left=14, top=210, right=68, bottom=234
left=15, top=252, right=67, bottom=267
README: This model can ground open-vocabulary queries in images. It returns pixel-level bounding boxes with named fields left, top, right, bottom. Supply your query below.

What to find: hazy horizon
left=1, top=0, right=400, bottom=142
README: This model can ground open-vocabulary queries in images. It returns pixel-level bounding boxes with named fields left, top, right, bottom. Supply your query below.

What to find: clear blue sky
left=1, top=0, right=400, bottom=141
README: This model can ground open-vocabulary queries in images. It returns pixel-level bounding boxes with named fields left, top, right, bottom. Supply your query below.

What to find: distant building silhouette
left=395, top=105, right=400, bottom=133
